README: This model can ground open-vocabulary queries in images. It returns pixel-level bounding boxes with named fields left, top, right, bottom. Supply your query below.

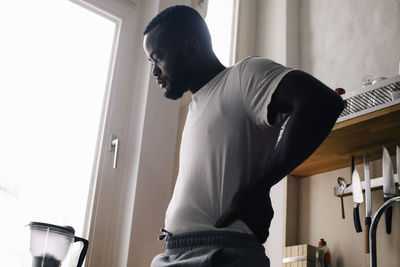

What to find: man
left=143, top=5, right=344, bottom=267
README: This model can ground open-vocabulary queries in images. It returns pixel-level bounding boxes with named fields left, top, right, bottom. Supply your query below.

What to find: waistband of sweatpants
left=164, top=231, right=263, bottom=255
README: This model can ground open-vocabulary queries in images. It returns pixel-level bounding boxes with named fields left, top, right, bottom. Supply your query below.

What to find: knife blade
left=352, top=168, right=363, bottom=233
left=382, top=146, right=396, bottom=234
left=363, top=152, right=372, bottom=253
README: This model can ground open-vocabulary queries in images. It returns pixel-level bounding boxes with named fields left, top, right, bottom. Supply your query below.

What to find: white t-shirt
left=165, top=57, right=293, bottom=235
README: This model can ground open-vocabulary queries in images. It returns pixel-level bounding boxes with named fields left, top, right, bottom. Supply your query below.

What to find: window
left=205, top=0, right=237, bottom=66
left=0, top=1, right=116, bottom=265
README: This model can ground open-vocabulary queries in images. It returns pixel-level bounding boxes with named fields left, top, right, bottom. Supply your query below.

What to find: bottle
left=335, top=88, right=348, bottom=111
left=316, top=238, right=331, bottom=267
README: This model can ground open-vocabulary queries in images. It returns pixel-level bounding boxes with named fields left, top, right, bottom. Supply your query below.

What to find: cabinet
left=291, top=104, right=400, bottom=177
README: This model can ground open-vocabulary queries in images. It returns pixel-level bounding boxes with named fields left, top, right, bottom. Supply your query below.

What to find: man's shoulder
left=237, top=56, right=273, bottom=64
left=233, top=56, right=282, bottom=74
left=237, top=56, right=276, bottom=64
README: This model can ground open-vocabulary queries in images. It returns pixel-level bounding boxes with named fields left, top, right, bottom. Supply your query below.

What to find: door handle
left=108, top=134, right=119, bottom=169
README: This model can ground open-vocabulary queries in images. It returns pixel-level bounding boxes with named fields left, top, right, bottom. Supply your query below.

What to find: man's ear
left=183, top=37, right=200, bottom=59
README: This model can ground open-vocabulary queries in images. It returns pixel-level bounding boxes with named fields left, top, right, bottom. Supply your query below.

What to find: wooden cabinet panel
left=291, top=104, right=400, bottom=177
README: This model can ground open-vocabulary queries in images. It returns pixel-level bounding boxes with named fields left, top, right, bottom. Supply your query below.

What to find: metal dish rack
left=337, top=75, right=400, bottom=123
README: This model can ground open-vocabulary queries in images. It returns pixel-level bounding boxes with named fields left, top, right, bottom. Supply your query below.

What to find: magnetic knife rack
left=334, top=174, right=399, bottom=197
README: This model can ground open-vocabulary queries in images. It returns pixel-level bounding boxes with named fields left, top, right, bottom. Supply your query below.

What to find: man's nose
left=152, top=64, right=161, bottom=77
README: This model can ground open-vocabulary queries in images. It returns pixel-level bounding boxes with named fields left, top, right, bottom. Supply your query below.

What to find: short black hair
left=143, top=5, right=212, bottom=48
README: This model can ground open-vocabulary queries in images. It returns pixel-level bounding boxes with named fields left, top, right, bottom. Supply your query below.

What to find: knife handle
left=341, top=196, right=345, bottom=219
left=384, top=197, right=392, bottom=234
left=354, top=205, right=362, bottom=233
left=365, top=217, right=371, bottom=253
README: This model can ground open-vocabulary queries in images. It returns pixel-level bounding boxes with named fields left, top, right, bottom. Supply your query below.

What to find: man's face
left=143, top=25, right=190, bottom=100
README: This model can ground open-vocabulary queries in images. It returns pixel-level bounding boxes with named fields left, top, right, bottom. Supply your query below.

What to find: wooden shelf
left=291, top=104, right=400, bottom=177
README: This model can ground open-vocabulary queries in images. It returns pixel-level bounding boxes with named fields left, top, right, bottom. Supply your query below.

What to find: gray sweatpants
left=151, top=231, right=270, bottom=267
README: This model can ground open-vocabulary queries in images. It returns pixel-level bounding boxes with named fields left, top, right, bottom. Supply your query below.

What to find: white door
left=0, top=0, right=153, bottom=266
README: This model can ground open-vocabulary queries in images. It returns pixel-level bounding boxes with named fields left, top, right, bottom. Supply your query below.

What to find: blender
left=28, top=222, right=89, bottom=267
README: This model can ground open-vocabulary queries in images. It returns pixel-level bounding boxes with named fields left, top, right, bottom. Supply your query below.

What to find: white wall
left=255, top=0, right=287, bottom=64
left=299, top=0, right=400, bottom=91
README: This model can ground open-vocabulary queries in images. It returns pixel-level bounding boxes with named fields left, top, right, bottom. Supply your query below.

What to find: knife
left=363, top=152, right=372, bottom=253
left=337, top=177, right=347, bottom=219
left=397, top=146, right=400, bottom=191
left=352, top=168, right=363, bottom=233
left=382, top=146, right=396, bottom=234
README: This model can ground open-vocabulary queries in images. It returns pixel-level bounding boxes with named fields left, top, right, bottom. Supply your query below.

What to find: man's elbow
left=302, top=84, right=345, bottom=126
left=326, top=90, right=345, bottom=121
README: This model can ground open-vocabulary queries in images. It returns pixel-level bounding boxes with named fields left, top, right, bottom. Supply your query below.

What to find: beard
left=164, top=90, right=184, bottom=100
left=163, top=60, right=191, bottom=100
left=164, top=83, right=185, bottom=100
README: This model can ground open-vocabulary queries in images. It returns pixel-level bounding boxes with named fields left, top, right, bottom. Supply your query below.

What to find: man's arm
left=263, top=70, right=344, bottom=186
left=215, top=70, right=344, bottom=242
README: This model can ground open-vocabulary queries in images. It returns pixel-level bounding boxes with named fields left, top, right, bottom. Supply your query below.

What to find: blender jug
left=29, top=222, right=89, bottom=267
